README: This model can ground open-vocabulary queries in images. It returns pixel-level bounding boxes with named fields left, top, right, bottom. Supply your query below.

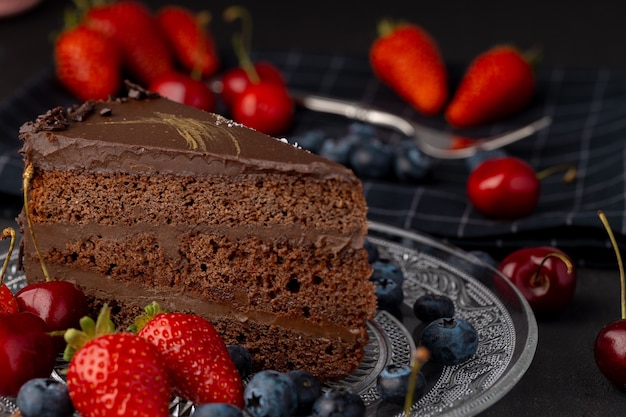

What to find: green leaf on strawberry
left=63, top=303, right=115, bottom=362
left=64, top=304, right=171, bottom=417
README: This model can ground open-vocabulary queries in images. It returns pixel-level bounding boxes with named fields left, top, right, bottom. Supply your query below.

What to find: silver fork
left=290, top=91, right=552, bottom=159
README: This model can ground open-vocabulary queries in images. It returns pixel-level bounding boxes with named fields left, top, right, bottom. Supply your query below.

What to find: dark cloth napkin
left=1, top=50, right=624, bottom=267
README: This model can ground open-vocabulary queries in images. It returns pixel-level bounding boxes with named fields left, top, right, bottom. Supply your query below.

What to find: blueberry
left=371, top=259, right=403, bottom=286
left=192, top=403, right=243, bottom=417
left=311, top=387, right=366, bottom=417
left=465, top=148, right=508, bottom=171
left=244, top=370, right=297, bottom=417
left=413, top=294, right=455, bottom=324
left=420, top=318, right=479, bottom=365
left=349, top=142, right=394, bottom=179
left=227, top=344, right=252, bottom=379
left=16, top=378, right=74, bottom=417
left=376, top=363, right=426, bottom=405
left=370, top=274, right=403, bottom=316
left=346, top=122, right=377, bottom=139
left=393, top=141, right=432, bottom=183
left=363, top=238, right=380, bottom=263
left=286, top=370, right=322, bottom=415
left=318, top=137, right=354, bottom=165
left=291, top=129, right=327, bottom=153
left=468, top=250, right=498, bottom=269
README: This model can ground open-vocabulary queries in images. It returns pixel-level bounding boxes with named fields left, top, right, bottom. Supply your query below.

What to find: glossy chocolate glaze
left=19, top=94, right=360, bottom=182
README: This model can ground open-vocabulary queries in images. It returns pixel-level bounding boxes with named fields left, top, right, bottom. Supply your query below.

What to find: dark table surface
left=2, top=1, right=626, bottom=416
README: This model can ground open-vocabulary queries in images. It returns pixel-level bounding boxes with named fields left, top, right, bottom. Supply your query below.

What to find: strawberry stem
left=129, top=301, right=167, bottom=333
left=376, top=18, right=397, bottom=38
left=23, top=163, right=51, bottom=282
left=522, top=44, right=543, bottom=68
left=598, top=210, right=626, bottom=320
left=404, top=347, right=430, bottom=416
left=64, top=304, right=116, bottom=361
left=0, top=228, right=16, bottom=282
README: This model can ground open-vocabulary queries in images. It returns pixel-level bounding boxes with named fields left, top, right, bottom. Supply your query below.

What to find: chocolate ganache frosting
left=18, top=90, right=359, bottom=182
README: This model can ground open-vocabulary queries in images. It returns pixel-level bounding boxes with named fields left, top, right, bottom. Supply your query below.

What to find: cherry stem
left=404, top=347, right=430, bottom=417
left=23, top=163, right=51, bottom=282
left=223, top=6, right=260, bottom=84
left=190, top=10, right=212, bottom=81
left=598, top=210, right=626, bottom=319
left=0, top=228, right=16, bottom=281
left=536, top=163, right=577, bottom=183
left=530, top=252, right=573, bottom=288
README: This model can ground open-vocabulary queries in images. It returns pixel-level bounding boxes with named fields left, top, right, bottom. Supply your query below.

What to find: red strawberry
left=135, top=302, right=244, bottom=408
left=0, top=227, right=19, bottom=314
left=54, top=24, right=122, bottom=101
left=64, top=305, right=171, bottom=417
left=156, top=5, right=220, bottom=79
left=0, top=284, right=18, bottom=314
left=369, top=18, right=448, bottom=116
left=445, top=45, right=536, bottom=128
left=84, top=1, right=173, bottom=85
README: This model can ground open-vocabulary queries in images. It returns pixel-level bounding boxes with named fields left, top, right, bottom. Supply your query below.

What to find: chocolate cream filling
left=22, top=253, right=367, bottom=343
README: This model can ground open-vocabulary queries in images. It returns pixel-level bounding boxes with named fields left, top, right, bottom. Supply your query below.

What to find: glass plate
left=0, top=221, right=537, bottom=417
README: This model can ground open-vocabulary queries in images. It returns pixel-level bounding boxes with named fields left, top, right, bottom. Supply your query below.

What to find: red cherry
left=595, top=320, right=626, bottom=389
left=221, top=61, right=285, bottom=106
left=467, top=156, right=540, bottom=219
left=0, top=311, right=57, bottom=396
left=149, top=71, right=215, bottom=112
left=232, top=82, right=294, bottom=135
left=497, top=246, right=576, bottom=314
left=16, top=281, right=89, bottom=352
left=595, top=210, right=626, bottom=389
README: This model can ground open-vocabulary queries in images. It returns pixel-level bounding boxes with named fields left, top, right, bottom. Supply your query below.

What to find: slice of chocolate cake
left=17, top=86, right=376, bottom=381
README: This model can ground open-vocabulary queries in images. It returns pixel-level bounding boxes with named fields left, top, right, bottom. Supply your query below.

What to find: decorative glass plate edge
left=367, top=221, right=539, bottom=417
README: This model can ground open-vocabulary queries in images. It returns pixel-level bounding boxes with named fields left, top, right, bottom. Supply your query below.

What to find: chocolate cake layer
left=18, top=91, right=376, bottom=381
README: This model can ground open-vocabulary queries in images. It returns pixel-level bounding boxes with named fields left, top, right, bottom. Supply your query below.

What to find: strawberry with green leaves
left=370, top=18, right=448, bottom=116
left=64, top=305, right=171, bottom=417
left=156, top=5, right=220, bottom=79
left=445, top=45, right=536, bottom=129
left=134, top=302, right=245, bottom=408
left=84, top=1, right=173, bottom=85
left=54, top=24, right=122, bottom=101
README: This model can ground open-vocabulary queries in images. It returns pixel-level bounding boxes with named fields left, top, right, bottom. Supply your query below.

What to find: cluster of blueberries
left=289, top=122, right=513, bottom=183
left=365, top=238, right=480, bottom=407
left=15, top=341, right=364, bottom=417
left=289, top=123, right=433, bottom=183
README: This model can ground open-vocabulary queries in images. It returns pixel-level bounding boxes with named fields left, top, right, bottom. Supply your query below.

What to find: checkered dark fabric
left=1, top=51, right=624, bottom=266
